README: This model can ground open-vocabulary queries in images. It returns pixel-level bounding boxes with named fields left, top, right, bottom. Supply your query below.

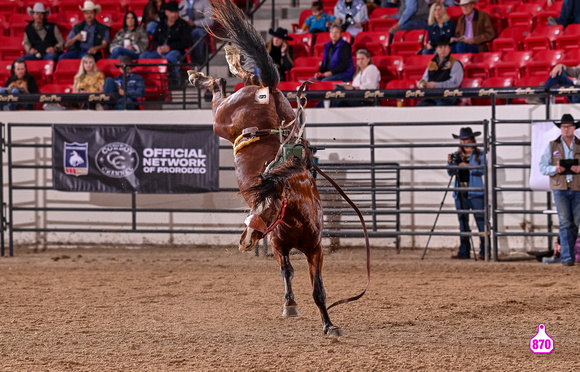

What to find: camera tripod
left=421, top=173, right=477, bottom=260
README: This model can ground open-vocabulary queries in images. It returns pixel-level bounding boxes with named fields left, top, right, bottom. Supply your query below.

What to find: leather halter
left=244, top=187, right=289, bottom=237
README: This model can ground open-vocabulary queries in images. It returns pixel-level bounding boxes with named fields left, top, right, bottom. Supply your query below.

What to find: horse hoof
left=187, top=70, right=205, bottom=86
left=325, top=326, right=343, bottom=338
left=282, top=305, right=300, bottom=317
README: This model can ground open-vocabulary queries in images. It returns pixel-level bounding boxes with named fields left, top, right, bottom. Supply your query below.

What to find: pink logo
left=529, top=323, right=554, bottom=354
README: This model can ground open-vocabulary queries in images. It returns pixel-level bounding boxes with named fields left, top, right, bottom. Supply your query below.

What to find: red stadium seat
left=233, top=82, right=244, bottom=92
left=453, top=53, right=473, bottom=66
left=368, top=18, right=397, bottom=32
left=53, top=59, right=81, bottom=84
left=536, top=11, right=561, bottom=27
left=369, top=8, right=398, bottom=19
left=390, top=42, right=422, bottom=57
left=293, top=56, right=322, bottom=69
left=404, top=54, right=432, bottom=66
left=524, top=49, right=565, bottom=77
left=392, top=29, right=427, bottom=44
left=0, top=14, right=8, bottom=37
left=96, top=59, right=121, bottom=78
left=515, top=3, right=544, bottom=17
left=402, top=65, right=426, bottom=81
left=523, top=26, right=564, bottom=51
left=459, top=77, right=483, bottom=105
left=373, top=55, right=404, bottom=83
left=491, top=26, right=531, bottom=52
left=291, top=9, right=312, bottom=33
left=0, top=37, right=25, bottom=61
left=0, top=60, right=12, bottom=83
left=493, top=50, right=533, bottom=79
left=0, top=2, right=18, bottom=17
left=290, top=66, right=319, bottom=82
left=306, top=80, right=341, bottom=108
left=563, top=24, right=580, bottom=36
left=133, top=59, right=169, bottom=100
left=446, top=6, right=463, bottom=23
left=352, top=31, right=391, bottom=56
left=39, top=83, right=74, bottom=94
left=288, top=33, right=314, bottom=58
left=24, top=60, right=55, bottom=87
left=8, top=14, right=31, bottom=37
left=507, top=12, right=534, bottom=31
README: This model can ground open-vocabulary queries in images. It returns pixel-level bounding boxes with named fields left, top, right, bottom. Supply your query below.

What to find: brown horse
left=188, top=0, right=343, bottom=337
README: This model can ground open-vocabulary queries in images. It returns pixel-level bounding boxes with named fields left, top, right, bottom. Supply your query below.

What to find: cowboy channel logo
left=95, top=142, right=139, bottom=178
left=64, top=142, right=89, bottom=176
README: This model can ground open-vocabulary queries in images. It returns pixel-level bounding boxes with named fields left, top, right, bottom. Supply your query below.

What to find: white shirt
left=352, top=64, right=381, bottom=90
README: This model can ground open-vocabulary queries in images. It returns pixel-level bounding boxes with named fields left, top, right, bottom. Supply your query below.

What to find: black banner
left=52, top=125, right=219, bottom=193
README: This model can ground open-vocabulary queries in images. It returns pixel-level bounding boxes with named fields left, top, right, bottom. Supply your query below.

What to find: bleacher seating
left=53, top=59, right=81, bottom=85
left=352, top=31, right=390, bottom=56
left=25, top=60, right=55, bottom=89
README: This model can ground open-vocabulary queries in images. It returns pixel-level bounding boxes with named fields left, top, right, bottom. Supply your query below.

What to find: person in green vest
left=59, top=1, right=110, bottom=61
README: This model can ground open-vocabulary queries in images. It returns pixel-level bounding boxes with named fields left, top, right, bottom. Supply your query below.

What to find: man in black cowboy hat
left=140, top=1, right=191, bottom=83
left=447, top=127, right=486, bottom=260
left=266, top=28, right=294, bottom=82
left=539, top=114, right=580, bottom=266
left=20, top=3, right=65, bottom=63
left=416, top=35, right=464, bottom=106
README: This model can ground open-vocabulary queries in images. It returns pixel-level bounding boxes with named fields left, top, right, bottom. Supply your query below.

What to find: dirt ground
left=0, top=245, right=578, bottom=371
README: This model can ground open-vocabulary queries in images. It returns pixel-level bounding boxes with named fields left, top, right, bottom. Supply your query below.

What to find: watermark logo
left=529, top=323, right=554, bottom=354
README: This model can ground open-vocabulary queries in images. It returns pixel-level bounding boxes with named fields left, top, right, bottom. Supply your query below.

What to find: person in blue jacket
left=447, top=127, right=486, bottom=260
left=103, top=56, right=145, bottom=110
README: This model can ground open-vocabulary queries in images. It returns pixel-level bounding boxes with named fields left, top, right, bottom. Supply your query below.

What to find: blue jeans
left=0, top=87, right=22, bottom=110
left=19, top=52, right=60, bottom=63
left=399, top=19, right=428, bottom=32
left=544, top=71, right=580, bottom=103
left=553, top=189, right=580, bottom=263
left=146, top=21, right=158, bottom=36
left=59, top=50, right=90, bottom=61
left=110, top=47, right=140, bottom=60
left=140, top=49, right=183, bottom=83
left=190, top=28, right=208, bottom=64
left=455, top=194, right=485, bottom=258
left=454, top=42, right=479, bottom=54
left=554, top=0, right=580, bottom=27
left=416, top=98, right=458, bottom=106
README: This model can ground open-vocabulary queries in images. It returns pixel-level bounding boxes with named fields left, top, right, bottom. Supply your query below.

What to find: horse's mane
left=241, top=156, right=313, bottom=209
left=210, top=0, right=280, bottom=89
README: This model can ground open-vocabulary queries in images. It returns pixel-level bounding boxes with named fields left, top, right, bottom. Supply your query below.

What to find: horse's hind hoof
left=282, top=305, right=300, bottom=317
left=325, top=326, right=343, bottom=338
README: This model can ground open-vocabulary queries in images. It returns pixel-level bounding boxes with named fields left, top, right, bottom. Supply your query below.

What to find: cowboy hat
left=452, top=127, right=481, bottom=139
left=79, top=1, right=101, bottom=14
left=555, top=113, right=580, bottom=128
left=27, top=3, right=51, bottom=18
left=163, top=1, right=183, bottom=12
left=269, top=27, right=293, bottom=41
left=458, top=0, right=478, bottom=5
left=432, top=35, right=451, bottom=47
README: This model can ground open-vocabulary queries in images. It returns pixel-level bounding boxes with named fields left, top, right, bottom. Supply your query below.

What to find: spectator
left=380, top=0, right=400, bottom=9
left=103, top=56, right=145, bottom=110
left=421, top=1, right=455, bottom=55
left=0, top=60, right=38, bottom=111
left=548, top=0, right=580, bottom=29
left=59, top=1, right=110, bottom=61
left=142, top=0, right=166, bottom=36
left=539, top=114, right=580, bottom=267
left=416, top=35, right=463, bottom=106
left=73, top=54, right=104, bottom=93
left=388, top=0, right=429, bottom=36
left=314, top=24, right=354, bottom=82
left=447, top=127, right=486, bottom=260
left=334, top=0, right=369, bottom=37
left=109, top=11, right=149, bottom=60
left=19, top=3, right=65, bottom=63
left=140, top=1, right=190, bottom=84
left=330, top=48, right=381, bottom=107
left=266, top=28, right=294, bottom=82
left=527, top=62, right=580, bottom=105
left=302, top=1, right=335, bottom=34
left=179, top=0, right=214, bottom=64
left=452, top=0, right=495, bottom=54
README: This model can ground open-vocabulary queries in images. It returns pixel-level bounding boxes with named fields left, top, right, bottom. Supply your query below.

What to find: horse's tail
left=210, top=0, right=280, bottom=89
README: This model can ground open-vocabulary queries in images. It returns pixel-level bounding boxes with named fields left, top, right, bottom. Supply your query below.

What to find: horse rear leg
left=272, top=248, right=300, bottom=317
left=187, top=70, right=226, bottom=97
left=307, top=246, right=343, bottom=337
left=224, top=45, right=260, bottom=86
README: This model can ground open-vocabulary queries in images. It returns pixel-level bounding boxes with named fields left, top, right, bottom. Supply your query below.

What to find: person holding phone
left=539, top=114, right=580, bottom=266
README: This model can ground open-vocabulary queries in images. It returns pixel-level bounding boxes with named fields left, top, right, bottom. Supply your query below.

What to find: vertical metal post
left=271, top=0, right=275, bottom=30
left=132, top=192, right=137, bottom=230
left=483, top=119, right=490, bottom=261
left=0, top=123, right=4, bottom=256
left=490, top=98, right=498, bottom=261
left=122, top=65, right=127, bottom=110
left=7, top=124, right=13, bottom=256
left=369, top=123, right=377, bottom=231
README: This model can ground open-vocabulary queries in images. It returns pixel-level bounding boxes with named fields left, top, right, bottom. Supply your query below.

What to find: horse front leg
left=187, top=70, right=226, bottom=97
left=272, top=246, right=300, bottom=317
left=307, top=245, right=343, bottom=337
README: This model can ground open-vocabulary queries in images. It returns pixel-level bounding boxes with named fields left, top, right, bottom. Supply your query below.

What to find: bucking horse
left=188, top=0, right=369, bottom=337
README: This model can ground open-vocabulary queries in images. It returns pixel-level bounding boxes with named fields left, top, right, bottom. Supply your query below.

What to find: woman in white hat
left=19, top=3, right=65, bottom=63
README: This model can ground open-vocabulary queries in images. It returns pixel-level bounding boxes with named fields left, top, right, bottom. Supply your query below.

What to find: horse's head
left=239, top=195, right=284, bottom=252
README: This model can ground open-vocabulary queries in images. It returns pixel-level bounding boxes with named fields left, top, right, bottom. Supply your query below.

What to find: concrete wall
left=2, top=104, right=578, bottom=252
